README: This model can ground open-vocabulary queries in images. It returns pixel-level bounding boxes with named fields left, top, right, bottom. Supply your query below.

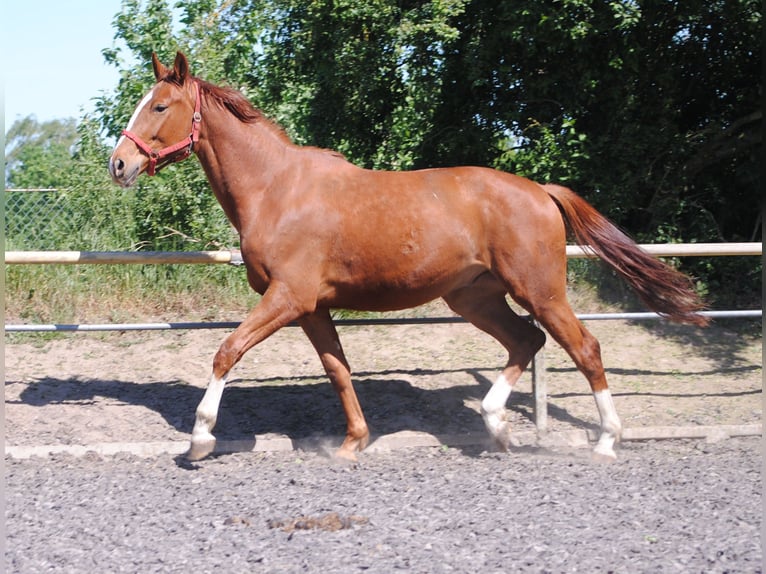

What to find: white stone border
left=5, top=424, right=761, bottom=459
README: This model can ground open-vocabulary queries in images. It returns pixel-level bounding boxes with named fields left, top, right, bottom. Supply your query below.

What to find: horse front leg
left=299, top=309, right=369, bottom=461
left=187, top=283, right=303, bottom=461
left=189, top=373, right=227, bottom=460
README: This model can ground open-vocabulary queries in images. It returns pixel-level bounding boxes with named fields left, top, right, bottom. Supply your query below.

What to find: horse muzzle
left=108, top=153, right=143, bottom=188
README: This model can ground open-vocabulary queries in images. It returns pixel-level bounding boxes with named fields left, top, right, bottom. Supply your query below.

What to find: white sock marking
left=192, top=373, right=227, bottom=441
left=593, top=389, right=622, bottom=458
left=481, top=374, right=513, bottom=438
left=594, top=389, right=620, bottom=434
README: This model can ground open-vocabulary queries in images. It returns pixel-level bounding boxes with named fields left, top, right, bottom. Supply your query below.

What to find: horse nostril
left=110, top=157, right=125, bottom=177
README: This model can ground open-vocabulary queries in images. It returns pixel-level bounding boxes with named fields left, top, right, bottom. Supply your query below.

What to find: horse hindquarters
left=480, top=182, right=622, bottom=459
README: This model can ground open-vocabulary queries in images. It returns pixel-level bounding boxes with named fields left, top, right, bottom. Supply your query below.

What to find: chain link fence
left=5, top=189, right=82, bottom=250
left=5, top=187, right=236, bottom=252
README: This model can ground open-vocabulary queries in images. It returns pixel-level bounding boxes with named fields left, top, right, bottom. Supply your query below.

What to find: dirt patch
left=4, top=302, right=762, bottom=449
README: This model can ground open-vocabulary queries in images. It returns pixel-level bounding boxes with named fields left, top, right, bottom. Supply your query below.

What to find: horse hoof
left=336, top=431, right=368, bottom=460
left=333, top=447, right=358, bottom=462
left=187, top=434, right=216, bottom=461
left=487, top=421, right=514, bottom=452
left=591, top=445, right=617, bottom=463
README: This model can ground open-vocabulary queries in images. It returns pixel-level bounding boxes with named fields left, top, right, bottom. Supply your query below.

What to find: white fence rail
left=4, top=242, right=762, bottom=265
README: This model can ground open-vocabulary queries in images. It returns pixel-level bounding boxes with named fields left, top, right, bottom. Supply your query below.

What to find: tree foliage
left=96, top=0, right=761, bottom=241
left=7, top=0, right=761, bottom=306
left=5, top=117, right=79, bottom=188
left=5, top=116, right=139, bottom=250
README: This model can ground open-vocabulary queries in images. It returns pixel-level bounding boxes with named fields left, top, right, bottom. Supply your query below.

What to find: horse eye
left=154, top=104, right=168, bottom=113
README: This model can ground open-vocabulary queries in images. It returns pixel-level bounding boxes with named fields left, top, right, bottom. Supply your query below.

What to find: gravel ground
left=5, top=436, right=762, bottom=573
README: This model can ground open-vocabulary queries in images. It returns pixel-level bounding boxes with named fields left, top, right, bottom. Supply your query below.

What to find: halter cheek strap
left=121, top=81, right=202, bottom=176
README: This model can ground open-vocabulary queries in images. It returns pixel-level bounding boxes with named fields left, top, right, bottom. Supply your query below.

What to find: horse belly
left=320, top=238, right=485, bottom=311
left=321, top=281, right=456, bottom=312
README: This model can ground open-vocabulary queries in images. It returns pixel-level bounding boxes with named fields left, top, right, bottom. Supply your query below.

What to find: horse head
left=109, top=52, right=201, bottom=187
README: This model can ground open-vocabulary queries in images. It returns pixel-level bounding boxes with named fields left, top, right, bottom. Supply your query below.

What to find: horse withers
left=109, top=52, right=707, bottom=462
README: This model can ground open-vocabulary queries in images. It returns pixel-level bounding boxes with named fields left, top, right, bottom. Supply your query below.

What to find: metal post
left=530, top=320, right=548, bottom=434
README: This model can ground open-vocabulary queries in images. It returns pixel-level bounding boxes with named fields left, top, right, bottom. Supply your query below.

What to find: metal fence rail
left=5, top=250, right=244, bottom=265
left=4, top=309, right=761, bottom=333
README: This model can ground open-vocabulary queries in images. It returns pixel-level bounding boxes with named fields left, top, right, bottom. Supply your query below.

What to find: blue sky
left=4, top=1, right=126, bottom=126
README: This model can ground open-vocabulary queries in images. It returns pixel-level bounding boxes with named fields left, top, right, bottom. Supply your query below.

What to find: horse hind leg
left=493, top=234, right=622, bottom=460
left=531, top=299, right=622, bottom=461
left=443, top=275, right=546, bottom=450
left=299, top=309, right=369, bottom=461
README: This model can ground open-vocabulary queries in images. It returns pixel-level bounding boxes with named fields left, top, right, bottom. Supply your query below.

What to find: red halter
left=121, top=81, right=202, bottom=176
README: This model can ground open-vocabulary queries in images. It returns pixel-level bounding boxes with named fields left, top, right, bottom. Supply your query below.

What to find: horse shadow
left=11, top=356, right=759, bottom=460
left=10, top=366, right=559, bottom=457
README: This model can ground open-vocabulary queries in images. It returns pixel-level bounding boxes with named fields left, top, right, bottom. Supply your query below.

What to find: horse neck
left=193, top=105, right=292, bottom=229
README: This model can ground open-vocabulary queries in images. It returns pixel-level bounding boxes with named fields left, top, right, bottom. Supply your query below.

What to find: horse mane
left=197, top=79, right=346, bottom=158
left=195, top=79, right=260, bottom=122
left=160, top=70, right=342, bottom=154
left=193, top=77, right=294, bottom=145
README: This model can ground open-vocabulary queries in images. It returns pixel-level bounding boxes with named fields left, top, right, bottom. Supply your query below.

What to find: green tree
left=4, top=116, right=137, bottom=250
left=97, top=0, right=235, bottom=251
left=5, top=116, right=78, bottom=188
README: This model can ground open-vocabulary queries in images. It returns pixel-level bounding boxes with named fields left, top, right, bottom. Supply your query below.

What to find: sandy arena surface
left=5, top=305, right=761, bottom=450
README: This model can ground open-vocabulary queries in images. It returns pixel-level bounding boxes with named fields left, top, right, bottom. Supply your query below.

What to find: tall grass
left=5, top=263, right=259, bottom=325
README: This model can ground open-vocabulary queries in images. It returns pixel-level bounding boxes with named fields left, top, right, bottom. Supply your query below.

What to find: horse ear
left=152, top=52, right=169, bottom=81
left=173, top=52, right=190, bottom=83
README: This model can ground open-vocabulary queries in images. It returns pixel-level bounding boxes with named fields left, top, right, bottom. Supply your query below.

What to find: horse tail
left=543, top=184, right=708, bottom=326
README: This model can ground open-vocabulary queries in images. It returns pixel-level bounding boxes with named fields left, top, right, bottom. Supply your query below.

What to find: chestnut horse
left=110, top=52, right=706, bottom=462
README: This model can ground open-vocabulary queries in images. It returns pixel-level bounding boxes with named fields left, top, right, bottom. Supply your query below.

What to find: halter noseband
left=121, top=81, right=202, bottom=176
